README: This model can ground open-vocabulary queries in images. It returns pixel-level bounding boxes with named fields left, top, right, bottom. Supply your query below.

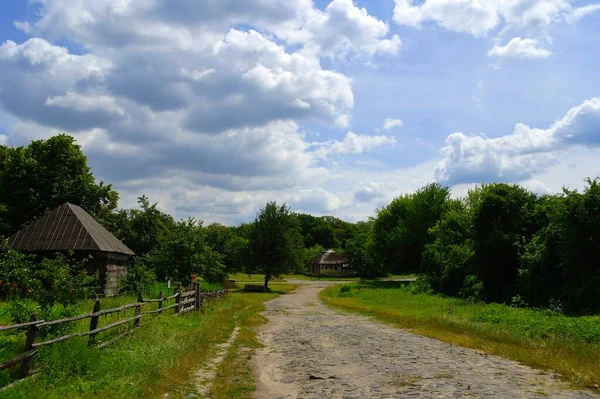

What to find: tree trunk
left=264, top=272, right=271, bottom=291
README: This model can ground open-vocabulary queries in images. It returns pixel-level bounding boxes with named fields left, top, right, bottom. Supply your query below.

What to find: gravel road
left=252, top=282, right=599, bottom=399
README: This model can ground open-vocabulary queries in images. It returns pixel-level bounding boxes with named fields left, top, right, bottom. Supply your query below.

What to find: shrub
left=120, top=260, right=156, bottom=294
left=6, top=299, right=40, bottom=325
left=459, top=275, right=483, bottom=301
left=409, top=275, right=434, bottom=295
left=338, top=284, right=353, bottom=297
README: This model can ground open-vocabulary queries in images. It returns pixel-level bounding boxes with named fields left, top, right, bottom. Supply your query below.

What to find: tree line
left=2, top=134, right=600, bottom=314
left=351, top=181, right=600, bottom=314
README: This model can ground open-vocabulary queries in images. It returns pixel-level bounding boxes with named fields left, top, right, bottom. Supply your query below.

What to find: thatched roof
left=8, top=203, right=134, bottom=256
left=312, top=249, right=345, bottom=265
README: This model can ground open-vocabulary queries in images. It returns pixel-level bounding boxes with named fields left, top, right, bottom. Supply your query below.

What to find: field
left=321, top=281, right=600, bottom=390
left=0, top=282, right=296, bottom=398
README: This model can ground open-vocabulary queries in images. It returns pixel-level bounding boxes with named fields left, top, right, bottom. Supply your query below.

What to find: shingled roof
left=8, top=203, right=134, bottom=255
left=312, top=249, right=345, bottom=265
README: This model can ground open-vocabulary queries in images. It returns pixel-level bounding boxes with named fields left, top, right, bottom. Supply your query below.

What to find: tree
left=249, top=202, right=303, bottom=290
left=421, top=199, right=474, bottom=296
left=145, top=219, right=225, bottom=284
left=99, top=195, right=175, bottom=258
left=373, top=183, right=450, bottom=274
left=471, top=184, right=539, bottom=303
left=0, top=134, right=118, bottom=237
left=344, top=221, right=383, bottom=278
left=205, top=223, right=249, bottom=276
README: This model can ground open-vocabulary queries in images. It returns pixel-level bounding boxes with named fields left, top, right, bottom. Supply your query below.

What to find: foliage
left=343, top=221, right=382, bottom=278
left=145, top=219, right=225, bottom=284
left=205, top=223, right=250, bottom=276
left=119, top=260, right=157, bottom=295
left=0, top=134, right=118, bottom=238
left=338, top=283, right=353, bottom=297
left=302, top=244, right=324, bottom=273
left=373, top=183, right=450, bottom=275
left=470, top=183, right=539, bottom=303
left=249, top=202, right=303, bottom=289
left=409, top=275, right=434, bottom=295
left=0, top=250, right=98, bottom=310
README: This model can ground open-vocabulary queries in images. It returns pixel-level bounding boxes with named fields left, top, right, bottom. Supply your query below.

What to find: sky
left=1, top=0, right=600, bottom=224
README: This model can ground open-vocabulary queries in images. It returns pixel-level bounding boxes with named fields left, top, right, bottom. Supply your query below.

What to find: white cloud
left=312, top=131, right=397, bottom=160
left=0, top=135, right=7, bottom=146
left=393, top=0, right=596, bottom=37
left=303, top=0, right=401, bottom=58
left=180, top=67, right=215, bottom=81
left=488, top=37, right=552, bottom=59
left=568, top=3, right=600, bottom=21
left=45, top=92, right=125, bottom=116
left=382, top=118, right=403, bottom=130
left=435, top=97, right=600, bottom=185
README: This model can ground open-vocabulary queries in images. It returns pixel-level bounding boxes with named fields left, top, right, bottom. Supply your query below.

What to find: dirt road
left=252, top=282, right=598, bottom=399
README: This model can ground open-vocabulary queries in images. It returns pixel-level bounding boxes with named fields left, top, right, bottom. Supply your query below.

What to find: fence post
left=194, top=282, right=201, bottom=311
left=134, top=292, right=143, bottom=327
left=88, top=300, right=102, bottom=347
left=21, top=314, right=38, bottom=378
left=158, top=291, right=163, bottom=311
left=175, top=292, right=181, bottom=315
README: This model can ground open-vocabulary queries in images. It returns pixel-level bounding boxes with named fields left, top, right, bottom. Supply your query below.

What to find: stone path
left=252, top=282, right=599, bottom=399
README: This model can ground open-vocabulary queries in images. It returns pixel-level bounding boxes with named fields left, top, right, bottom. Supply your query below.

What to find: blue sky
left=1, top=0, right=600, bottom=223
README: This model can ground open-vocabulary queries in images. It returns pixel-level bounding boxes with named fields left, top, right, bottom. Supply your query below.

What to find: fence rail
left=0, top=283, right=227, bottom=382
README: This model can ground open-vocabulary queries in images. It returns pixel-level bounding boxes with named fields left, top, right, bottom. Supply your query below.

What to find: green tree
left=205, top=223, right=249, bottom=276
left=146, top=219, right=225, bottom=284
left=249, top=202, right=303, bottom=290
left=373, top=183, right=450, bottom=274
left=344, top=221, right=382, bottom=278
left=422, top=199, right=474, bottom=295
left=0, top=134, right=118, bottom=237
left=471, top=184, right=539, bottom=303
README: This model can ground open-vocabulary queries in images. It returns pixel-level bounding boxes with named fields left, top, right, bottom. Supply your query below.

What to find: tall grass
left=0, top=283, right=294, bottom=398
left=321, top=281, right=600, bottom=390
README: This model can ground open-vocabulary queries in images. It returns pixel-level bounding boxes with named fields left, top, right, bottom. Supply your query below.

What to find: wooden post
left=175, top=292, right=181, bottom=315
left=194, top=282, right=201, bottom=311
left=88, top=300, right=102, bottom=347
left=134, top=292, right=143, bottom=327
left=176, top=282, right=181, bottom=295
left=158, top=291, right=163, bottom=311
left=21, top=315, right=38, bottom=378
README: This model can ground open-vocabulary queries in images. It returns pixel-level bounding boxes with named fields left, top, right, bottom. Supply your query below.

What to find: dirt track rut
left=252, top=282, right=598, bottom=399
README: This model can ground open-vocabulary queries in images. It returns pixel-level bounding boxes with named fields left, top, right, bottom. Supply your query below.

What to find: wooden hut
left=7, top=203, right=134, bottom=296
left=311, top=249, right=346, bottom=275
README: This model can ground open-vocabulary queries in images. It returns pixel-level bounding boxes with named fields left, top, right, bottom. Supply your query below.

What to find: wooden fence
left=0, top=283, right=227, bottom=383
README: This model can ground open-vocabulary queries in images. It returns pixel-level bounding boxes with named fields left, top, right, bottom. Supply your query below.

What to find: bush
left=409, top=275, right=434, bottom=295
left=119, top=260, right=156, bottom=294
left=459, top=275, right=483, bottom=302
left=6, top=299, right=40, bottom=325
left=338, top=284, right=353, bottom=297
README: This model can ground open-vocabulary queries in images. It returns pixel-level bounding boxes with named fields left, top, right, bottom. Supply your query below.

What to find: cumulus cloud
left=312, top=132, right=397, bottom=160
left=435, top=97, right=600, bottom=185
left=488, top=37, right=552, bottom=59
left=393, top=0, right=595, bottom=36
left=302, top=0, right=401, bottom=58
left=382, top=118, right=403, bottom=130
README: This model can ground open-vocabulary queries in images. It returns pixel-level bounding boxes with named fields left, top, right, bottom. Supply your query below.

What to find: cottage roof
left=8, top=203, right=134, bottom=256
left=312, top=249, right=345, bottom=265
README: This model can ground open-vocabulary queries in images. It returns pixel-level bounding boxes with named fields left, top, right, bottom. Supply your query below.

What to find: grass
left=1, top=283, right=296, bottom=398
left=320, top=281, right=600, bottom=391
left=229, top=273, right=360, bottom=282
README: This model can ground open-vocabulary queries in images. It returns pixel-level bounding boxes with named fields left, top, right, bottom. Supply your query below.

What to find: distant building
left=311, top=249, right=347, bottom=275
left=7, top=203, right=134, bottom=296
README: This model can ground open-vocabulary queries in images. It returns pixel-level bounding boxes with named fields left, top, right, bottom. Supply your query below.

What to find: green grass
left=229, top=273, right=359, bottom=282
left=321, top=281, right=600, bottom=390
left=1, top=283, right=296, bottom=398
